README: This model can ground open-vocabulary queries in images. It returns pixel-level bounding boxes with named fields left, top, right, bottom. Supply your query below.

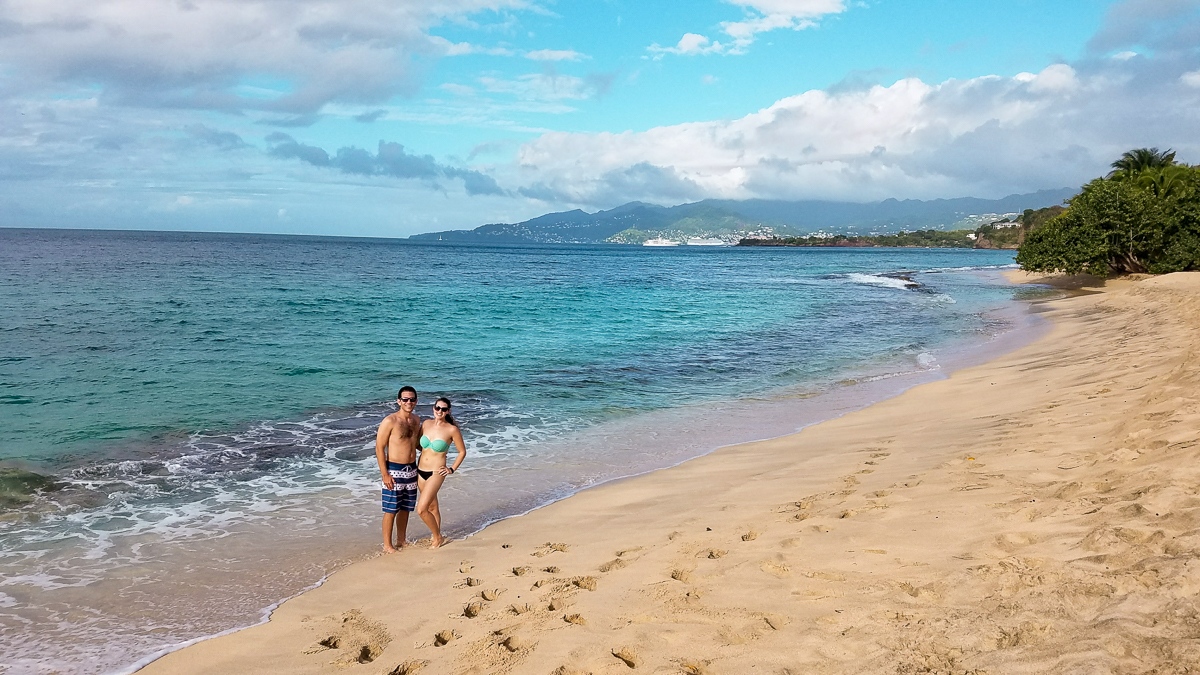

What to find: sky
left=1, top=0, right=1199, bottom=237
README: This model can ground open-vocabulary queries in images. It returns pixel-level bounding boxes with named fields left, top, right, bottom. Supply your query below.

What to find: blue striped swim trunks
left=382, top=461, right=418, bottom=513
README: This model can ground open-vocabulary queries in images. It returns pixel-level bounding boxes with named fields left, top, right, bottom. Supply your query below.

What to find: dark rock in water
left=0, top=468, right=60, bottom=509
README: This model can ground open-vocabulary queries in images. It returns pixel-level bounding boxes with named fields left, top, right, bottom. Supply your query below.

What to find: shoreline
left=140, top=271, right=1200, bottom=673
left=108, top=274, right=1049, bottom=675
left=2, top=257, right=1032, bottom=675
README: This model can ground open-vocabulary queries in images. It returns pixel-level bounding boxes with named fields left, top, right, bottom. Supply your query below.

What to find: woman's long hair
left=435, top=397, right=457, bottom=427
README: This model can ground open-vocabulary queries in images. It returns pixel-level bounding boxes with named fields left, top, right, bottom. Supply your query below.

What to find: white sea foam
left=844, top=273, right=918, bottom=290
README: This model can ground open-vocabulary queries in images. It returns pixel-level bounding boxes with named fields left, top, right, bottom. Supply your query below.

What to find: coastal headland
left=142, top=272, right=1200, bottom=675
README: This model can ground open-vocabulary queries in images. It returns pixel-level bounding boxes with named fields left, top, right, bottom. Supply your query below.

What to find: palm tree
left=1108, top=147, right=1177, bottom=178
left=1136, top=164, right=1192, bottom=199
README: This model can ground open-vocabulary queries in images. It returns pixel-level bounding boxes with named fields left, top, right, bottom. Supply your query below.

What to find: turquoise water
left=0, top=228, right=1027, bottom=674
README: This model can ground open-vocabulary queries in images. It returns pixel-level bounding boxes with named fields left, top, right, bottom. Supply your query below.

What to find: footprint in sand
left=701, top=549, right=727, bottom=559
left=549, top=597, right=573, bottom=611
left=512, top=566, right=531, bottom=576
left=616, top=547, right=644, bottom=557
left=599, top=558, right=628, bottom=572
left=434, top=630, right=459, bottom=646
left=462, top=602, right=483, bottom=618
left=510, top=603, right=533, bottom=615
left=681, top=662, right=712, bottom=675
left=564, top=613, right=588, bottom=625
left=741, top=530, right=760, bottom=541
left=670, top=568, right=692, bottom=582
left=760, top=560, right=791, bottom=577
left=460, top=577, right=482, bottom=587
left=303, top=610, right=390, bottom=665
left=386, top=660, right=429, bottom=675
left=572, top=576, right=598, bottom=591
left=480, top=588, right=504, bottom=601
left=612, top=647, right=641, bottom=668
left=543, top=566, right=560, bottom=573
left=532, top=542, right=570, bottom=557
left=500, top=635, right=527, bottom=652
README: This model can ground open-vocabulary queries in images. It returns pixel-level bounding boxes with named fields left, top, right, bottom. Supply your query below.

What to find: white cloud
left=430, top=37, right=518, bottom=57
left=1112, top=50, right=1139, bottom=60
left=648, top=33, right=728, bottom=57
left=512, top=63, right=1200, bottom=206
left=652, top=0, right=845, bottom=56
left=525, top=49, right=588, bottom=61
left=478, top=73, right=594, bottom=102
left=0, top=0, right=530, bottom=114
left=1182, top=70, right=1200, bottom=88
left=1027, top=64, right=1078, bottom=92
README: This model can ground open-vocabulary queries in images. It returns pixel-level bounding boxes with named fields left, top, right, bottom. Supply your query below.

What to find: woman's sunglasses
left=434, top=406, right=450, bottom=412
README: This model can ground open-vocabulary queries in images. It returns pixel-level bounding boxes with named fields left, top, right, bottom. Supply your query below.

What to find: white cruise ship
left=642, top=238, right=680, bottom=246
left=685, top=238, right=726, bottom=246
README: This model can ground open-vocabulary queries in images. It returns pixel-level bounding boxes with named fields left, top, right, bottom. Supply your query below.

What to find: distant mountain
left=408, top=189, right=1076, bottom=244
left=407, top=202, right=781, bottom=244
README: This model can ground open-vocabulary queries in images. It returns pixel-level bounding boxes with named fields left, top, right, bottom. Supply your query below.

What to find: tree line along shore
left=741, top=148, right=1200, bottom=277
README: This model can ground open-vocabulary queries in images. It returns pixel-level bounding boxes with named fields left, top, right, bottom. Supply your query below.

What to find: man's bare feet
left=383, top=544, right=399, bottom=554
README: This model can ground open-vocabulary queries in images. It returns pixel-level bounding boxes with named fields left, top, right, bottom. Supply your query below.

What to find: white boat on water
left=686, top=238, right=726, bottom=246
left=643, top=238, right=680, bottom=247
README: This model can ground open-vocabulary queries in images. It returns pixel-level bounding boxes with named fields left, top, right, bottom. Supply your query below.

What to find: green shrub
left=1016, top=154, right=1200, bottom=276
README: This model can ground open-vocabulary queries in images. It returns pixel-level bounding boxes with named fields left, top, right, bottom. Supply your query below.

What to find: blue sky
left=1, top=0, right=1198, bottom=236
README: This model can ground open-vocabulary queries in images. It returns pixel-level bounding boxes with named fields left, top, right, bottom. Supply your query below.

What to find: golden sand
left=142, top=272, right=1200, bottom=674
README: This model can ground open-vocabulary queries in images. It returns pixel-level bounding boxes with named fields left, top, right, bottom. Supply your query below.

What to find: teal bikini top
left=420, top=435, right=450, bottom=453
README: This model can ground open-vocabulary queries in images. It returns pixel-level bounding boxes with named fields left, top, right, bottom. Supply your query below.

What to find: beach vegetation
left=1017, top=149, right=1200, bottom=276
left=1107, top=147, right=1177, bottom=179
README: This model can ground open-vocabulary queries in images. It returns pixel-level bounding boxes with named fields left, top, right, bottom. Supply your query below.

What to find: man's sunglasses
left=434, top=406, right=450, bottom=412
left=399, top=397, right=417, bottom=402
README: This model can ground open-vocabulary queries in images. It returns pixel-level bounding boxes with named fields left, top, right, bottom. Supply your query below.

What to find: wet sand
left=140, top=271, right=1200, bottom=674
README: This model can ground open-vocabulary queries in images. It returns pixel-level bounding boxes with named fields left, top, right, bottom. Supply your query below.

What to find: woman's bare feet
left=430, top=535, right=446, bottom=549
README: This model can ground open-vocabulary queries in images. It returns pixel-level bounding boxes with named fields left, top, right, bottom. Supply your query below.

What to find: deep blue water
left=0, top=228, right=1028, bottom=674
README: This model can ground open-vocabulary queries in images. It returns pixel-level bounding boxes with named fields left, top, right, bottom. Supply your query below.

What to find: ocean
left=0, top=228, right=1043, bottom=674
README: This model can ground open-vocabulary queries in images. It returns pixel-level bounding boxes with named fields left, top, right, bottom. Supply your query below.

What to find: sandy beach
left=140, top=271, right=1200, bottom=675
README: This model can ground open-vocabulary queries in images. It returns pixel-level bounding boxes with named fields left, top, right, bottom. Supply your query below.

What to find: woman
left=415, top=397, right=466, bottom=549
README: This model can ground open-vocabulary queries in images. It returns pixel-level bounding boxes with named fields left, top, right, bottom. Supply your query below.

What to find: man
left=375, top=386, right=420, bottom=552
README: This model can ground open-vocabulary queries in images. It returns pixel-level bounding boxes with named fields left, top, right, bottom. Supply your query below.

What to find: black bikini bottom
left=417, top=467, right=434, bottom=480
